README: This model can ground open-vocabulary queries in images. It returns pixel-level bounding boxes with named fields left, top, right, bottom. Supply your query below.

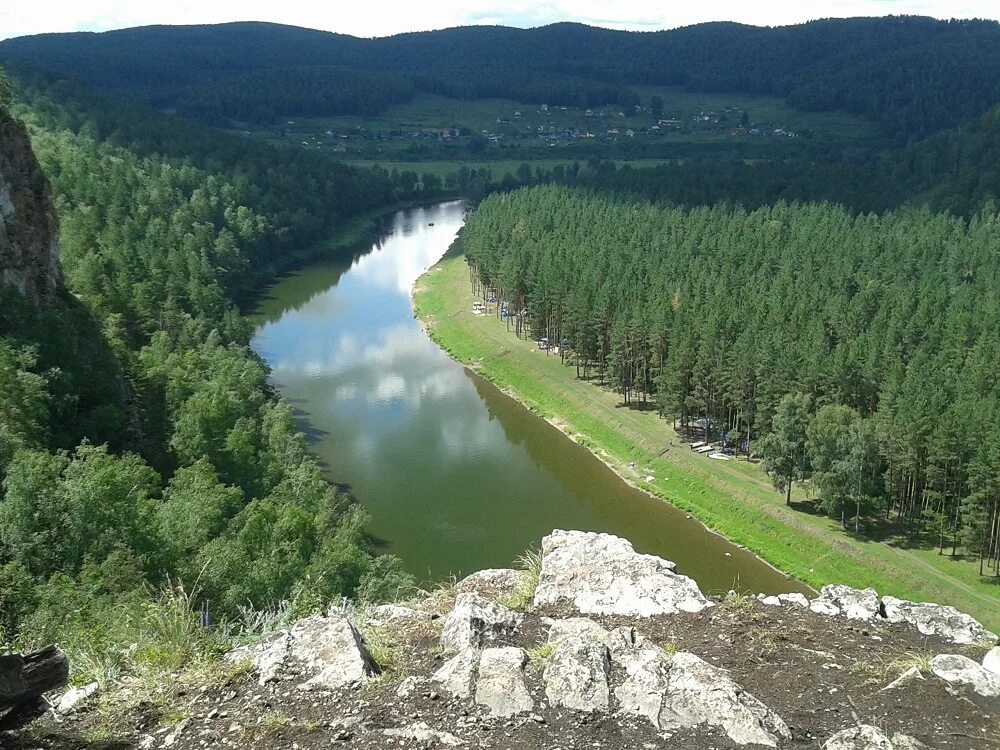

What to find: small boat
left=428, top=222, right=435, bottom=226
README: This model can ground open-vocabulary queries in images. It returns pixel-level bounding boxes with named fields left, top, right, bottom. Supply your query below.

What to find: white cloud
left=1, top=0, right=998, bottom=40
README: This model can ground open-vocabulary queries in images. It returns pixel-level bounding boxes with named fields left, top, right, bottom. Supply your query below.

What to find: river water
left=251, top=201, right=804, bottom=594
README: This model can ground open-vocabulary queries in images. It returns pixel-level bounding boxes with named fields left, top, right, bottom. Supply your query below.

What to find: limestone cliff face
left=0, top=109, right=61, bottom=304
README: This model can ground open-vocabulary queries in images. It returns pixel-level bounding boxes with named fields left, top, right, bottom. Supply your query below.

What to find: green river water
left=251, top=201, right=806, bottom=595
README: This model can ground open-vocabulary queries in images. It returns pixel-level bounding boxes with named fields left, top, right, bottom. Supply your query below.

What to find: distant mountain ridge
left=3, top=17, right=1000, bottom=138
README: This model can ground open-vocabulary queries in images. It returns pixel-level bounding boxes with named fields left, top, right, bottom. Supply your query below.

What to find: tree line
left=462, top=186, right=1000, bottom=577
left=6, top=17, right=1000, bottom=139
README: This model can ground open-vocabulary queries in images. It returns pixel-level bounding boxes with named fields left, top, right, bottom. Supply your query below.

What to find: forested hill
left=0, top=67, right=426, bottom=680
left=4, top=17, right=1000, bottom=138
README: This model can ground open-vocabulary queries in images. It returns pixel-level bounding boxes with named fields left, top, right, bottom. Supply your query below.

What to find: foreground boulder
left=533, top=529, right=711, bottom=616
left=760, top=592, right=809, bottom=608
left=984, top=646, right=1000, bottom=676
left=616, top=647, right=790, bottom=746
left=455, top=568, right=526, bottom=600
left=289, top=616, right=378, bottom=690
left=233, top=615, right=377, bottom=689
left=543, top=630, right=611, bottom=712
left=809, top=585, right=880, bottom=620
left=930, top=653, right=1000, bottom=697
left=473, top=647, right=533, bottom=717
left=439, top=593, right=521, bottom=653
left=431, top=646, right=480, bottom=699
left=881, top=596, right=997, bottom=645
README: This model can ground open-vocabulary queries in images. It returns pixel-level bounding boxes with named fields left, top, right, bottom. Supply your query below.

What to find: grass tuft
left=502, top=547, right=542, bottom=611
left=528, top=642, right=554, bottom=660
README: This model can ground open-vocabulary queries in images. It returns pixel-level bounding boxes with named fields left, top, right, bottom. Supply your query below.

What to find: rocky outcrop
left=616, top=647, right=791, bottom=746
left=455, top=568, right=526, bottom=600
left=881, top=595, right=997, bottom=645
left=822, top=725, right=925, bottom=750
left=39, top=529, right=998, bottom=750
left=439, top=593, right=521, bottom=653
left=473, top=647, right=533, bottom=717
left=543, top=628, right=611, bottom=712
left=365, top=604, right=433, bottom=627
left=809, top=584, right=880, bottom=620
left=431, top=646, right=479, bottom=699
left=0, top=110, right=61, bottom=304
left=760, top=592, right=809, bottom=608
left=230, top=614, right=376, bottom=690
left=796, top=585, right=997, bottom=646
left=930, top=653, right=1000, bottom=697
left=533, top=529, right=712, bottom=616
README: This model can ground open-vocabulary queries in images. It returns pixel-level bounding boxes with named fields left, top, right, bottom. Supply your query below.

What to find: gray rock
left=431, top=646, right=480, bottom=699
left=455, top=568, right=527, bottom=600
left=383, top=721, right=465, bottom=746
left=614, top=647, right=674, bottom=726
left=823, top=725, right=893, bottom=749
left=890, top=734, right=928, bottom=750
left=761, top=592, right=809, bottom=608
left=55, top=682, right=99, bottom=714
left=287, top=615, right=377, bottom=691
left=931, top=653, right=1000, bottom=697
left=881, top=596, right=998, bottom=645
left=532, top=530, right=711, bottom=617
left=395, top=675, right=424, bottom=698
left=547, top=617, right=646, bottom=663
left=440, top=593, right=521, bottom=653
left=660, top=652, right=791, bottom=746
left=366, top=604, right=433, bottom=627
left=983, top=646, right=1000, bottom=676
left=881, top=665, right=923, bottom=691
left=809, top=585, right=880, bottom=620
left=234, top=630, right=292, bottom=685
left=474, top=647, right=533, bottom=717
left=547, top=617, right=612, bottom=644
left=616, top=649, right=789, bottom=746
left=543, top=634, right=611, bottom=712
left=0, top=111, right=63, bottom=306
left=163, top=718, right=190, bottom=747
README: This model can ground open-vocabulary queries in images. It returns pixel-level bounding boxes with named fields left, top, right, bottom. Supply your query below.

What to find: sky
left=1, top=0, right=998, bottom=41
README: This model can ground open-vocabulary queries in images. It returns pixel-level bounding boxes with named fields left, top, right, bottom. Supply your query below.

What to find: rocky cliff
left=0, top=108, right=61, bottom=304
left=16, top=531, right=1000, bottom=749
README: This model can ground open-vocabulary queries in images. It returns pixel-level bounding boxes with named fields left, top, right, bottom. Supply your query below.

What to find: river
left=251, top=201, right=804, bottom=595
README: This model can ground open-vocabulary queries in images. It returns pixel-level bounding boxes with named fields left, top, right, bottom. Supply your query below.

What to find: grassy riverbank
left=413, top=247, right=1000, bottom=632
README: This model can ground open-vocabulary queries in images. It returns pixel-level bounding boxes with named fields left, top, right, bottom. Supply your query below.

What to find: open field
left=413, top=248, right=1000, bottom=632
left=234, top=89, right=881, bottom=160
left=345, top=158, right=673, bottom=179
